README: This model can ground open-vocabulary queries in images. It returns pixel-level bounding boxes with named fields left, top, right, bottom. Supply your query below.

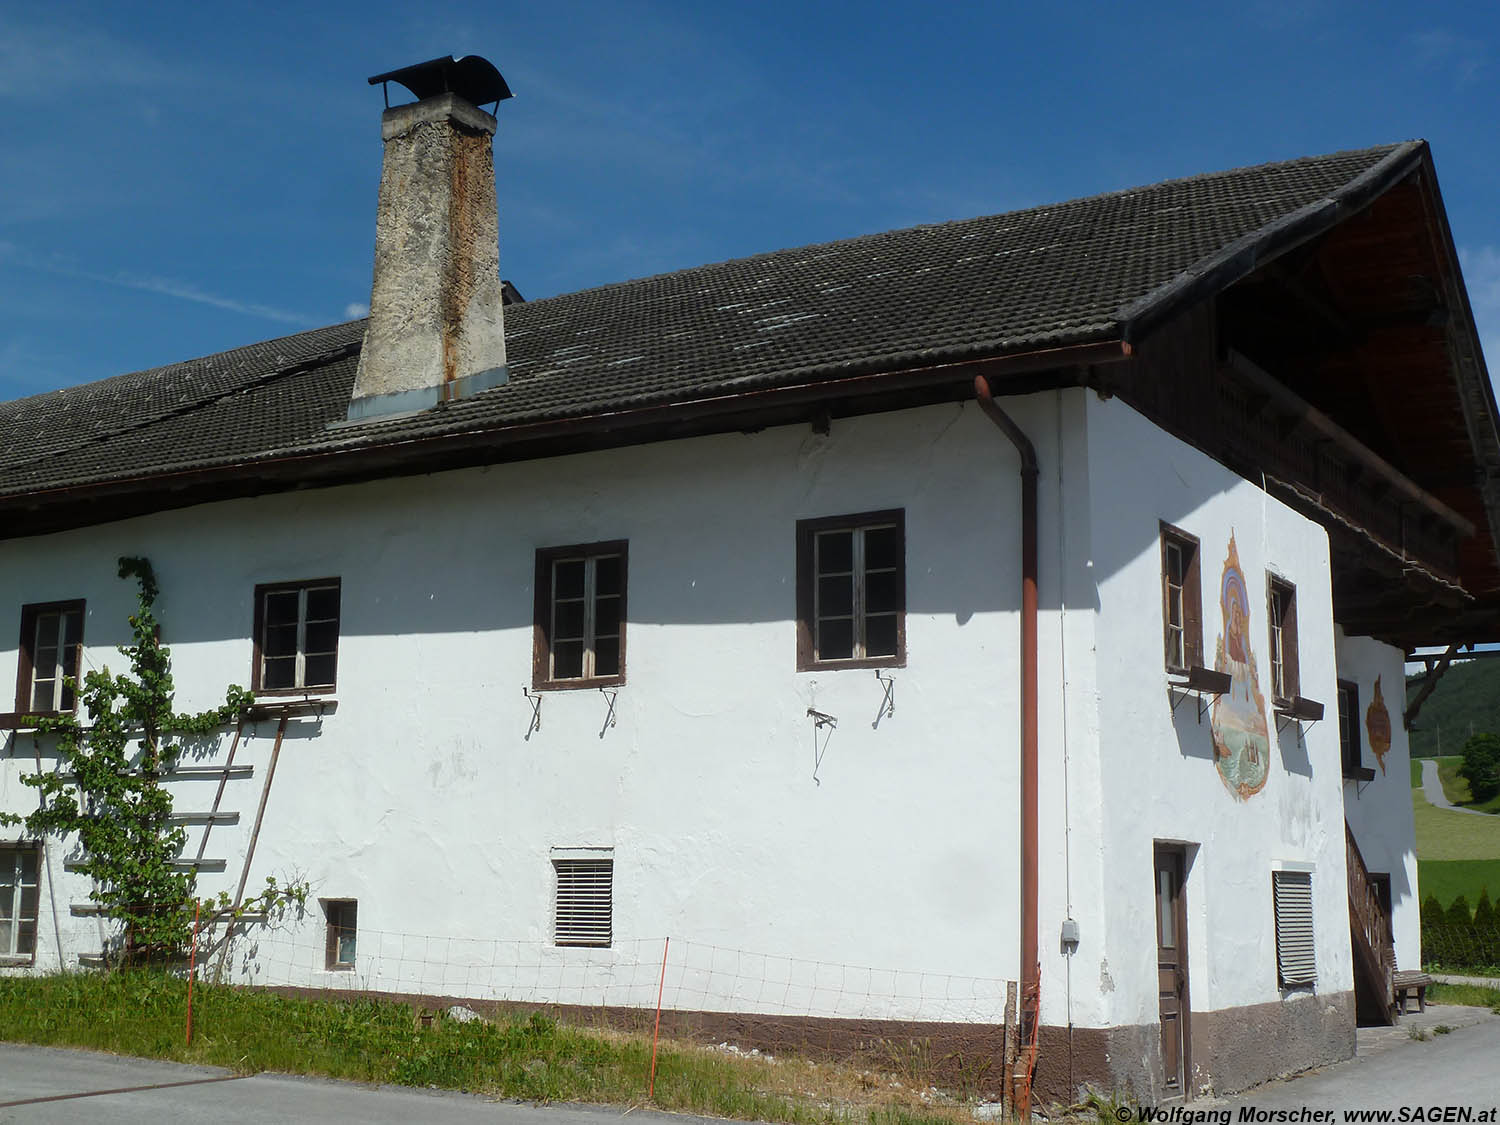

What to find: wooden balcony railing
left=1346, top=822, right=1396, bottom=1019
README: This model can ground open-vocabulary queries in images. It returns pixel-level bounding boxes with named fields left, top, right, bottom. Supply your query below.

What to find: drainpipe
left=974, top=375, right=1040, bottom=1028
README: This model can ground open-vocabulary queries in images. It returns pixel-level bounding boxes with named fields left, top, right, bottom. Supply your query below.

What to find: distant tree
left=1459, top=732, right=1500, bottom=803
left=1447, top=895, right=1474, bottom=928
left=1474, top=888, right=1497, bottom=930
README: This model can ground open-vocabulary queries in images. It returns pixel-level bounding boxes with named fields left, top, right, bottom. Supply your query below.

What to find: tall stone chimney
left=348, top=56, right=514, bottom=422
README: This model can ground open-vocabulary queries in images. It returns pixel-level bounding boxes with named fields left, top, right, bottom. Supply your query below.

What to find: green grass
left=1412, top=789, right=1500, bottom=860
left=1412, top=757, right=1424, bottom=788
left=1419, top=859, right=1500, bottom=908
left=0, top=972, right=969, bottom=1125
left=1429, top=980, right=1500, bottom=1010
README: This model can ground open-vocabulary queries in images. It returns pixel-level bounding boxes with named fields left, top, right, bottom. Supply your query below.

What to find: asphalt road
left=0, top=1045, right=714, bottom=1124
left=1220, top=1005, right=1500, bottom=1111
left=1421, top=758, right=1487, bottom=815
left=4, top=1008, right=1499, bottom=1121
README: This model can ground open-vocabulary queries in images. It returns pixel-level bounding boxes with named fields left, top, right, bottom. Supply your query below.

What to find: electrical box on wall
left=1060, top=918, right=1080, bottom=947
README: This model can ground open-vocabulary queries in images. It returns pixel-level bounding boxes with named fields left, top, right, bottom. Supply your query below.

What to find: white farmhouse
left=2, top=56, right=1494, bottom=1103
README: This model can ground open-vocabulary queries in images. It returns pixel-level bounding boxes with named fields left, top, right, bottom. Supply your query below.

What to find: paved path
left=1421, top=757, right=1488, bottom=815
left=1217, top=1004, right=1500, bottom=1110
left=0, top=1045, right=720, bottom=1125
left=1432, top=970, right=1500, bottom=988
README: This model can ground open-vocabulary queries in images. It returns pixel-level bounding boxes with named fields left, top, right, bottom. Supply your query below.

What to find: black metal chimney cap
left=367, top=55, right=512, bottom=109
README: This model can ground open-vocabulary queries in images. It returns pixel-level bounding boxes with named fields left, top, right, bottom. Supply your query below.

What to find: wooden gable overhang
left=1098, top=146, right=1500, bottom=651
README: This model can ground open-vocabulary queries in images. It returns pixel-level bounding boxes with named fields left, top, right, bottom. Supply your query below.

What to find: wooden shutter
left=554, top=858, right=613, bottom=946
left=1273, top=871, right=1316, bottom=986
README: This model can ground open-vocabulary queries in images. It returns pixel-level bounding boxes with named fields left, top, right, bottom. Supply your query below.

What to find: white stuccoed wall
left=1074, top=394, right=1353, bottom=1032
left=1336, top=630, right=1421, bottom=970
left=0, top=389, right=1383, bottom=1038
left=0, top=394, right=1095, bottom=1021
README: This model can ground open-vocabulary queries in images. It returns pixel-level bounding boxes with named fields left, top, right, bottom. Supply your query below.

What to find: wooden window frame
left=532, top=541, right=628, bottom=691
left=1159, top=524, right=1202, bottom=672
left=1338, top=680, right=1366, bottom=778
left=553, top=855, right=614, bottom=948
left=251, top=579, right=341, bottom=696
left=15, top=600, right=86, bottom=720
left=1272, top=870, right=1317, bottom=988
left=0, top=841, right=42, bottom=966
left=1267, top=575, right=1299, bottom=704
left=796, top=509, right=906, bottom=671
left=323, top=898, right=357, bottom=970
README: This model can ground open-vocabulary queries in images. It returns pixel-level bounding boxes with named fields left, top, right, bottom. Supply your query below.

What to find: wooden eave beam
left=1228, top=349, right=1476, bottom=538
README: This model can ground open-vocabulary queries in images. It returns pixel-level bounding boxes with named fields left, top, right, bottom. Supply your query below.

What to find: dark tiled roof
left=0, top=142, right=1419, bottom=498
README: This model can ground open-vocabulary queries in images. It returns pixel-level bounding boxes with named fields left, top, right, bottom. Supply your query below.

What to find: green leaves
left=17, top=556, right=300, bottom=962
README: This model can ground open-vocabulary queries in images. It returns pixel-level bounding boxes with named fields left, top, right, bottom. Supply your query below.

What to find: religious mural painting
left=1366, top=675, right=1392, bottom=775
left=1210, top=532, right=1270, bottom=799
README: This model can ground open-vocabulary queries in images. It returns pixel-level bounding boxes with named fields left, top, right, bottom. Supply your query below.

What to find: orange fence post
left=648, top=936, right=669, bottom=1100
left=185, top=900, right=201, bottom=1046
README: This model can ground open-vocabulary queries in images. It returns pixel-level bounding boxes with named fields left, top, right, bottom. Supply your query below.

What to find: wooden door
left=1154, top=845, right=1191, bottom=1098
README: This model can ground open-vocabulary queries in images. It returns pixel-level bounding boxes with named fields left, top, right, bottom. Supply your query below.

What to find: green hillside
left=1406, top=659, right=1500, bottom=758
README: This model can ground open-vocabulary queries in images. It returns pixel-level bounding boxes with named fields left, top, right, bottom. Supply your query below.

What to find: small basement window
left=324, top=899, right=357, bottom=970
left=253, top=580, right=341, bottom=693
left=1272, top=870, right=1316, bottom=987
left=553, top=851, right=613, bottom=947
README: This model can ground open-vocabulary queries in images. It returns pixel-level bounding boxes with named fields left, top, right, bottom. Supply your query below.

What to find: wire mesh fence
left=201, top=923, right=1014, bottom=1028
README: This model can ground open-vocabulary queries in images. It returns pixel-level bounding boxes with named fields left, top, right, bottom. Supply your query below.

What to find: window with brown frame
left=0, top=843, right=39, bottom=964
left=1267, top=576, right=1299, bottom=703
left=533, top=542, right=627, bottom=689
left=796, top=510, right=905, bottom=670
left=252, top=580, right=341, bottom=694
left=1338, top=680, right=1364, bottom=777
left=323, top=899, right=357, bottom=970
left=16, top=601, right=85, bottom=717
left=1160, top=525, right=1201, bottom=671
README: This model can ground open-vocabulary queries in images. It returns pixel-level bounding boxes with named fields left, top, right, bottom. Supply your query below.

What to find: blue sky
left=1, top=1, right=1498, bottom=401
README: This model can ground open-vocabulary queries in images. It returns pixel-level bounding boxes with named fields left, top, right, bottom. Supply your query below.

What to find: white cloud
left=0, top=242, right=315, bottom=326
left=1410, top=29, right=1487, bottom=84
left=344, top=302, right=370, bottom=319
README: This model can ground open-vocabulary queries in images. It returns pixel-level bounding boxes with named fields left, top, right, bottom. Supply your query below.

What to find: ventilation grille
left=554, top=858, right=613, bottom=947
left=1273, top=871, right=1316, bottom=986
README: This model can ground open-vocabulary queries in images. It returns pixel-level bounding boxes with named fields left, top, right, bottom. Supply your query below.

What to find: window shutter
left=554, top=858, right=613, bottom=947
left=1273, top=871, right=1316, bottom=986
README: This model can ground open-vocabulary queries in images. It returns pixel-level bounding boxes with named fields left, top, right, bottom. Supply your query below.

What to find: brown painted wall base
left=261, top=984, right=1354, bottom=1108
left=1032, top=990, right=1357, bottom=1105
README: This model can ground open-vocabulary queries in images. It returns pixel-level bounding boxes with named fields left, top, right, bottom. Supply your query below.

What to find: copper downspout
left=973, top=375, right=1040, bottom=1051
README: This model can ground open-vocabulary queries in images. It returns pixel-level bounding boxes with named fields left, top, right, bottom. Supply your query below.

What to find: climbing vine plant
left=2, top=557, right=304, bottom=962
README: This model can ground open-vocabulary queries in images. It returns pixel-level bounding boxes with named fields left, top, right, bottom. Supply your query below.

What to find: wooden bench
left=1393, top=970, right=1433, bottom=1014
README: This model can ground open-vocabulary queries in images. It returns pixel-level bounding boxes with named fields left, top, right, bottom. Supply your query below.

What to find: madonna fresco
left=1210, top=533, right=1271, bottom=799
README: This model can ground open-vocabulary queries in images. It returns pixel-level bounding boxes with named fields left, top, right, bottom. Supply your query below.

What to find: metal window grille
left=261, top=583, right=340, bottom=691
left=549, top=554, right=623, bottom=681
left=29, top=609, right=83, bottom=713
left=813, top=523, right=901, bottom=662
left=1164, top=541, right=1186, bottom=668
left=554, top=858, right=613, bottom=947
left=0, top=846, right=39, bottom=958
left=1273, top=870, right=1316, bottom=986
